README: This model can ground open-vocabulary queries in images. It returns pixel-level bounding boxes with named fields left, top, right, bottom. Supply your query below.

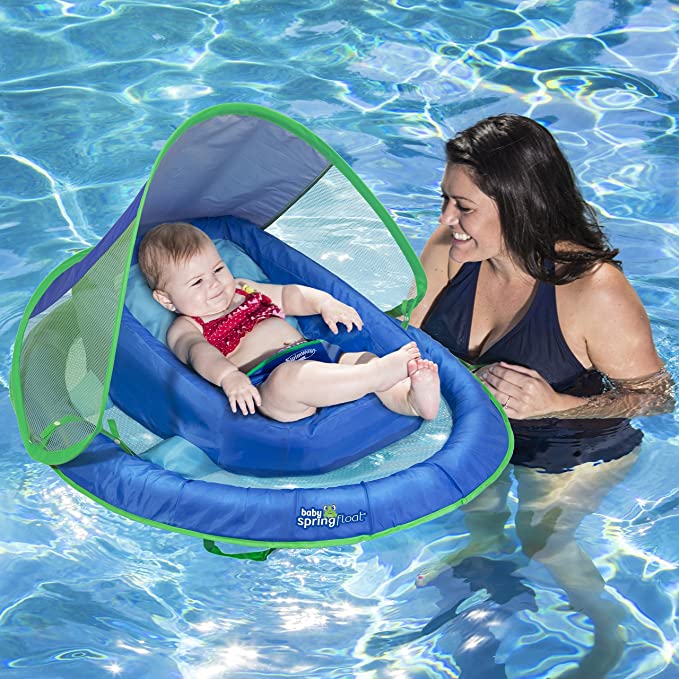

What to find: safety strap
left=385, top=297, right=414, bottom=328
left=38, top=415, right=86, bottom=449
left=101, top=419, right=138, bottom=457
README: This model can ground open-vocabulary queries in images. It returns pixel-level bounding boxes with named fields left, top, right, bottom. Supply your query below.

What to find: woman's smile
left=440, top=165, right=504, bottom=263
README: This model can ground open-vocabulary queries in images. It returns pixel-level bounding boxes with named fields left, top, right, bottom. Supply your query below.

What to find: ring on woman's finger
left=503, top=395, right=511, bottom=407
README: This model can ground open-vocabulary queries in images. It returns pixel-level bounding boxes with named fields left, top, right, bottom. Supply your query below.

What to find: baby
left=138, top=222, right=440, bottom=423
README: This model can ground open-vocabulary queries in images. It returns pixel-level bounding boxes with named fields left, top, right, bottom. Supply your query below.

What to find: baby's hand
left=220, top=371, right=262, bottom=416
left=319, top=298, right=363, bottom=334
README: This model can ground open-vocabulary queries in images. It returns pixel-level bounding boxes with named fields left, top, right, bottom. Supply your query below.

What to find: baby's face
left=154, top=242, right=236, bottom=318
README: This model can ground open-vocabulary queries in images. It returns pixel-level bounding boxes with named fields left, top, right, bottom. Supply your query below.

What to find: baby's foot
left=373, top=342, right=420, bottom=392
left=407, top=358, right=441, bottom=420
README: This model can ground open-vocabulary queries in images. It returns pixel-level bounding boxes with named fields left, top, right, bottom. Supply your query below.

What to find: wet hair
left=137, top=221, right=213, bottom=289
left=445, top=113, right=621, bottom=284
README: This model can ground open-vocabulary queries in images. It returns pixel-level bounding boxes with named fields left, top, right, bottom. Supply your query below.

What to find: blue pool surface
left=1, top=1, right=677, bottom=677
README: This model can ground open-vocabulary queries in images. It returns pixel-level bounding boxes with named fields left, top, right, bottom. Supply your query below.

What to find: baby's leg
left=340, top=352, right=441, bottom=420
left=257, top=342, right=420, bottom=422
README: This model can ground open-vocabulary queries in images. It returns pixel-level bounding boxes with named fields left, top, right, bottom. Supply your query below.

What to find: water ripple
left=0, top=1, right=677, bottom=677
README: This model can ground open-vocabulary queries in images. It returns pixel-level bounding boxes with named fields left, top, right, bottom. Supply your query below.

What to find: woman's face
left=439, top=164, right=506, bottom=264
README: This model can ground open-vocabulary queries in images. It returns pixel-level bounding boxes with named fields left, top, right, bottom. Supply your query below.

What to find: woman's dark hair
left=445, top=113, right=621, bottom=283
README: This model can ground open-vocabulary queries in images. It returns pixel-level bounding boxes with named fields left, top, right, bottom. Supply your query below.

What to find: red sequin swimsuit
left=191, top=287, right=285, bottom=356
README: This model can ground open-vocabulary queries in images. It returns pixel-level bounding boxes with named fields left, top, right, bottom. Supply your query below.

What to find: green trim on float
left=51, top=402, right=512, bottom=553
left=11, top=103, right=514, bottom=561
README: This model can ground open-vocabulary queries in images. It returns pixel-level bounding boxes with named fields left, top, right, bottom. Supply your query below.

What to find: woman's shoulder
left=554, top=241, right=624, bottom=292
left=411, top=225, right=459, bottom=327
left=554, top=246, right=662, bottom=378
left=557, top=254, right=645, bottom=333
left=421, top=224, right=463, bottom=279
left=555, top=240, right=624, bottom=287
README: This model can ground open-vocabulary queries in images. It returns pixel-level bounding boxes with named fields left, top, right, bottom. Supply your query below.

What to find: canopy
left=11, top=104, right=427, bottom=466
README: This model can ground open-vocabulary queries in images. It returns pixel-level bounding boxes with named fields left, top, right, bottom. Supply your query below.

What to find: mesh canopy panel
left=268, top=167, right=415, bottom=312
left=18, top=223, right=135, bottom=459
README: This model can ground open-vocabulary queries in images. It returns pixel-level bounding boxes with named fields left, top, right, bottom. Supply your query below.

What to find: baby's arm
left=166, top=317, right=262, bottom=415
left=239, top=279, right=363, bottom=334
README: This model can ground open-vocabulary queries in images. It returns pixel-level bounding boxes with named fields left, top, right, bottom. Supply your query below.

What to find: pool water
left=1, top=1, right=678, bottom=677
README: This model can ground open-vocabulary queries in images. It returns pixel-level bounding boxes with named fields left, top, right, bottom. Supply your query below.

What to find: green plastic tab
left=203, top=540, right=276, bottom=561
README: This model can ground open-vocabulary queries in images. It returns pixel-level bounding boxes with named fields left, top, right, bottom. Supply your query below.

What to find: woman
left=411, top=114, right=674, bottom=677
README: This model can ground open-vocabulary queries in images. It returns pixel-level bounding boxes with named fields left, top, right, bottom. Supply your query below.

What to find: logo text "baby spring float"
left=297, top=505, right=367, bottom=530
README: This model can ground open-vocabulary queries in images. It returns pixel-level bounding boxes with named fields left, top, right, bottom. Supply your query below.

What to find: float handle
left=203, top=540, right=276, bottom=561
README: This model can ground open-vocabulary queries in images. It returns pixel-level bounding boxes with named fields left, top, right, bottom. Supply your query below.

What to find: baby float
left=10, top=104, right=512, bottom=560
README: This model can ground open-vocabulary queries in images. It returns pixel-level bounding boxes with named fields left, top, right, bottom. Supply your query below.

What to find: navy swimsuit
left=422, top=261, right=642, bottom=472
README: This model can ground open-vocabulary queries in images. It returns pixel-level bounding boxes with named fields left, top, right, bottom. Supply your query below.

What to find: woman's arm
left=546, top=369, right=674, bottom=419
left=480, top=265, right=675, bottom=419
left=410, top=224, right=458, bottom=328
left=480, top=362, right=674, bottom=420
left=548, top=264, right=674, bottom=418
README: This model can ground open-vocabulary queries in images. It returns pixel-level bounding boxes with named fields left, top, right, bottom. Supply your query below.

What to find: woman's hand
left=477, top=362, right=581, bottom=419
left=220, top=371, right=262, bottom=415
left=319, top=298, right=364, bottom=335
